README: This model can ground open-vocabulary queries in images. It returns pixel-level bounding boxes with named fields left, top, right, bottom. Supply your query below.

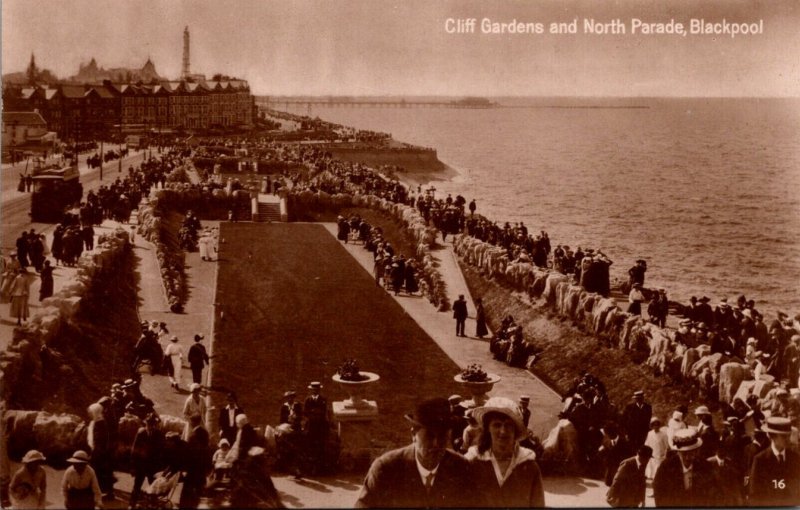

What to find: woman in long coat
left=475, top=298, right=489, bottom=338
left=404, top=260, right=419, bottom=295
left=87, top=403, right=114, bottom=496
left=39, top=260, right=54, bottom=301
left=9, top=268, right=32, bottom=325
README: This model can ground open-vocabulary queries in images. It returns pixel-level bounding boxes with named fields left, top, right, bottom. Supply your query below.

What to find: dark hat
left=194, top=334, right=204, bottom=341
left=637, top=445, right=653, bottom=458
left=404, top=398, right=453, bottom=431
left=690, top=296, right=697, bottom=302
left=762, top=416, right=792, bottom=435
left=699, top=296, right=710, bottom=303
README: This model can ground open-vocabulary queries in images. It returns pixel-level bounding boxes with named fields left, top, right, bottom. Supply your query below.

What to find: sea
left=284, top=98, right=800, bottom=316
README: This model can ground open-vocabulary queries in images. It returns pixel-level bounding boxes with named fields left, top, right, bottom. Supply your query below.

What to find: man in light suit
left=356, top=398, right=481, bottom=508
left=748, top=417, right=800, bottom=506
left=607, top=445, right=652, bottom=508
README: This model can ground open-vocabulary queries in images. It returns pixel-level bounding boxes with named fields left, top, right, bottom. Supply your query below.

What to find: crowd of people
left=550, top=372, right=800, bottom=506
left=336, top=214, right=420, bottom=297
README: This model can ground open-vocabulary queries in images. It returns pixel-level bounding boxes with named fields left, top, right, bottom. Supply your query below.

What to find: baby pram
left=139, top=469, right=181, bottom=509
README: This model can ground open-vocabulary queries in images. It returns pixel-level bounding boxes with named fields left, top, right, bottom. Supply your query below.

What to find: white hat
left=472, top=397, right=526, bottom=438
left=189, top=383, right=202, bottom=392
left=671, top=429, right=703, bottom=451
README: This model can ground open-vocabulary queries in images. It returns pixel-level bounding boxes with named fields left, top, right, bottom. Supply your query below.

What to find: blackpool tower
left=181, top=26, right=190, bottom=79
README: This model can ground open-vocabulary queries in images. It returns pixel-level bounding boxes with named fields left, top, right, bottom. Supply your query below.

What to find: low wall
left=288, top=190, right=450, bottom=311
left=0, top=228, right=135, bottom=410
left=3, top=409, right=186, bottom=465
left=453, top=234, right=761, bottom=409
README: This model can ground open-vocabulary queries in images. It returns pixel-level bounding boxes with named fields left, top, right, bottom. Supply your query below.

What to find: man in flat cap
left=356, top=398, right=480, bottom=508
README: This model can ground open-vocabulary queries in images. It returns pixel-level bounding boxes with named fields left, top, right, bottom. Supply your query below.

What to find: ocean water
left=285, top=98, right=800, bottom=315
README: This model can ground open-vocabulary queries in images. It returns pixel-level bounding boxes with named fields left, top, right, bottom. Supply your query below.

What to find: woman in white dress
left=9, top=268, right=32, bottom=325
left=644, top=416, right=670, bottom=479
left=164, top=335, right=184, bottom=390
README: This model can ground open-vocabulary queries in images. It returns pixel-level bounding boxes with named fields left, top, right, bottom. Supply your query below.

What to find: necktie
left=425, top=473, right=434, bottom=493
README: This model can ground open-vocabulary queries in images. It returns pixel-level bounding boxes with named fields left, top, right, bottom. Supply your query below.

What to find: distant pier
left=255, top=97, right=500, bottom=109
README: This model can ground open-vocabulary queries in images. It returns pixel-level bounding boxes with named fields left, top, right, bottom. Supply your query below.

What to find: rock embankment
left=453, top=234, right=767, bottom=411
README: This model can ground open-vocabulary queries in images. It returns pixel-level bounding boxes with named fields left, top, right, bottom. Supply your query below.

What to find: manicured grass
left=212, top=223, right=460, bottom=449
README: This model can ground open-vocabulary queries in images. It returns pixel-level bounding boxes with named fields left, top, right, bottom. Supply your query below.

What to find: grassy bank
left=460, top=263, right=696, bottom=421
left=212, top=223, right=462, bottom=454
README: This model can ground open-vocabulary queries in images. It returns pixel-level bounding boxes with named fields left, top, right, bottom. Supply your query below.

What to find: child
left=212, top=439, right=233, bottom=481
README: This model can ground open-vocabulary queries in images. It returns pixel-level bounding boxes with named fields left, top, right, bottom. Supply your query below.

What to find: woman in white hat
left=163, top=335, right=184, bottom=390
left=665, top=409, right=687, bottom=448
left=61, top=450, right=103, bottom=509
left=465, top=397, right=545, bottom=507
left=9, top=450, right=47, bottom=509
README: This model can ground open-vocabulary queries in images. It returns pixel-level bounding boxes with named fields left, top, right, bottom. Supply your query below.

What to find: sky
left=3, top=0, right=799, bottom=97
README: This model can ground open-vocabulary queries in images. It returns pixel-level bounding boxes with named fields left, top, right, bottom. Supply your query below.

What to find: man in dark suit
left=607, top=445, right=652, bottom=508
left=187, top=334, right=209, bottom=385
left=621, top=390, right=652, bottom=448
left=743, top=429, right=768, bottom=489
left=217, top=392, right=244, bottom=444
left=356, top=398, right=480, bottom=508
left=179, top=415, right=212, bottom=509
left=304, top=381, right=329, bottom=474
left=748, top=417, right=800, bottom=506
left=128, top=414, right=165, bottom=508
left=600, top=423, right=631, bottom=486
left=653, top=429, right=721, bottom=507
left=453, top=295, right=468, bottom=337
left=693, top=405, right=719, bottom=461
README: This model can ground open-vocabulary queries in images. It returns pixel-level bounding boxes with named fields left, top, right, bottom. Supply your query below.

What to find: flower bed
left=138, top=201, right=187, bottom=313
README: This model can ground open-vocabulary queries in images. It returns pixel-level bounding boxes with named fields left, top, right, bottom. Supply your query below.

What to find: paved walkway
left=6, top=219, right=627, bottom=508
left=321, top=224, right=564, bottom=439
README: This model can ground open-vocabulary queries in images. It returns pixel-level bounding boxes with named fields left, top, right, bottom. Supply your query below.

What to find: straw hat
left=671, top=429, right=703, bottom=452
left=472, top=397, right=526, bottom=438
left=762, top=417, right=792, bottom=435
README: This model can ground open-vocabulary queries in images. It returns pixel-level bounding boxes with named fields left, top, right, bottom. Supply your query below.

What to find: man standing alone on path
left=304, top=382, right=329, bottom=474
left=453, top=295, right=468, bottom=337
left=187, top=334, right=209, bottom=385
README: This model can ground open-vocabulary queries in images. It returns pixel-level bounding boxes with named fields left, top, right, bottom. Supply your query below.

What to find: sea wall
left=0, top=227, right=137, bottom=411
left=288, top=190, right=450, bottom=311
left=327, top=147, right=445, bottom=174
left=453, top=234, right=764, bottom=409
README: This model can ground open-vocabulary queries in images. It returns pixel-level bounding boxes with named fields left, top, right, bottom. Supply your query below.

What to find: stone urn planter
left=332, top=372, right=380, bottom=410
left=454, top=373, right=501, bottom=408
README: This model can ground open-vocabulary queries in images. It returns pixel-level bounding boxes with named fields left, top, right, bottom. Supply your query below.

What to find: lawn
left=211, top=222, right=461, bottom=450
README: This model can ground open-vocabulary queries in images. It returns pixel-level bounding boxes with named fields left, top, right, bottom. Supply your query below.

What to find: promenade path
left=5, top=219, right=631, bottom=508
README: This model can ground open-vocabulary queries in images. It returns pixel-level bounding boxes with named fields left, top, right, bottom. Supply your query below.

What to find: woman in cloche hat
left=9, top=450, right=47, bottom=509
left=465, top=396, right=545, bottom=507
